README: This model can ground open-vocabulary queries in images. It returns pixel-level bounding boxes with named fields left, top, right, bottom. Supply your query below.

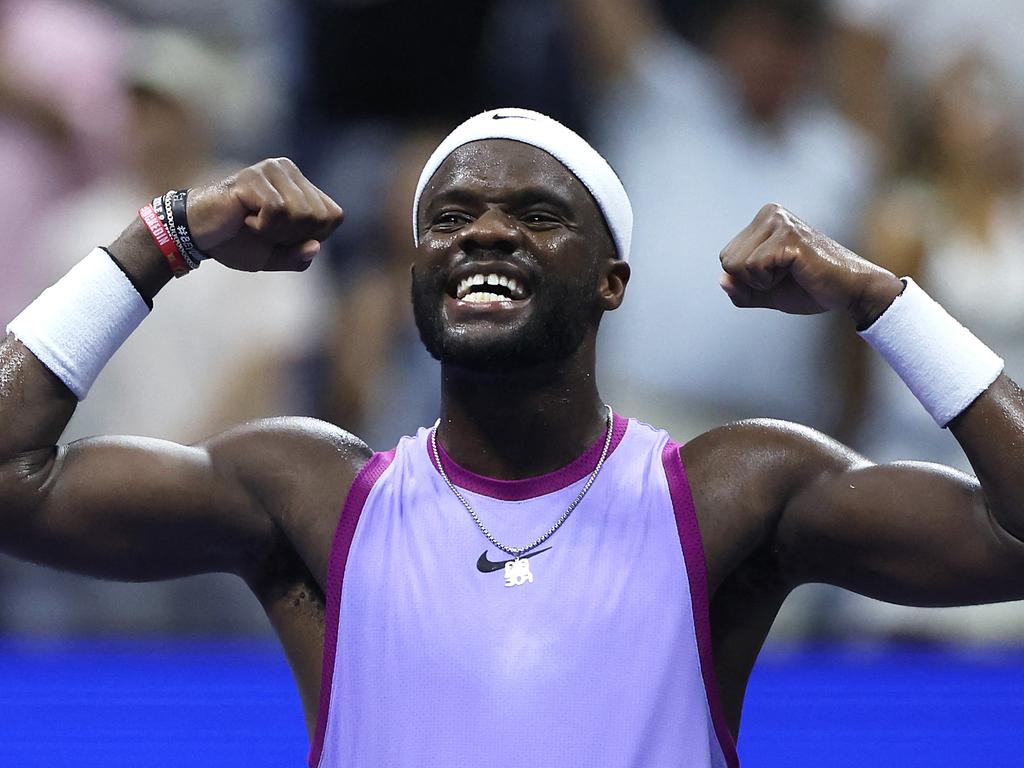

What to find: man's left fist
left=718, top=203, right=903, bottom=328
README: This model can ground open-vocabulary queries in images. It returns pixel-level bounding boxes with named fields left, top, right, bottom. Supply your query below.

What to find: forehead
left=420, top=139, right=593, bottom=212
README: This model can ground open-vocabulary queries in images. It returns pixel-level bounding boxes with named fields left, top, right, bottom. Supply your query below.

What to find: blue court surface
left=0, top=639, right=1022, bottom=767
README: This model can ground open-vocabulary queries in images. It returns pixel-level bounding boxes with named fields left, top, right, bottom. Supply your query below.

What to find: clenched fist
left=719, top=203, right=903, bottom=329
left=186, top=157, right=344, bottom=273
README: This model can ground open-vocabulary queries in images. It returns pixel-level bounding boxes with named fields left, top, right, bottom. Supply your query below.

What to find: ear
left=598, top=259, right=630, bottom=311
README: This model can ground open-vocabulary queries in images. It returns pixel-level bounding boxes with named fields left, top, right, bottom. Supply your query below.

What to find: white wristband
left=859, top=277, right=1004, bottom=427
left=6, top=247, right=150, bottom=400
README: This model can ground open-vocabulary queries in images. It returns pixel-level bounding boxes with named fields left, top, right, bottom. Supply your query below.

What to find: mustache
left=434, top=249, right=539, bottom=285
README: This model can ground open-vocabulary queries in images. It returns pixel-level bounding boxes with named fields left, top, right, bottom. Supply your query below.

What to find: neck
left=436, top=342, right=608, bottom=480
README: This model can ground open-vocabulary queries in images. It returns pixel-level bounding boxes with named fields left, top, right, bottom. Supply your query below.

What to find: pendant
left=504, top=557, right=534, bottom=587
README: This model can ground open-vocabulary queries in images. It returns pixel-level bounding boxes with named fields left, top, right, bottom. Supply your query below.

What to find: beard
left=411, top=261, right=599, bottom=374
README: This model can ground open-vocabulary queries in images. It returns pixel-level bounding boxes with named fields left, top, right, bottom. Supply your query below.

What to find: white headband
left=412, top=107, right=633, bottom=261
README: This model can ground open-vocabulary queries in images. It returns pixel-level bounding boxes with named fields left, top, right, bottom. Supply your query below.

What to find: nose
left=458, top=207, right=519, bottom=253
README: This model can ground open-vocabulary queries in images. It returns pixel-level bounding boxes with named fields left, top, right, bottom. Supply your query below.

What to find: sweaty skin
left=2, top=145, right=1024, bottom=745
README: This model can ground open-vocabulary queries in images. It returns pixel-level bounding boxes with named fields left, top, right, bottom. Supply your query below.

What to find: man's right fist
left=186, top=158, right=344, bottom=273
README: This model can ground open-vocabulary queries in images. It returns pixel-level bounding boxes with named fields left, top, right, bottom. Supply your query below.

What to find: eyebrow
left=423, top=184, right=579, bottom=217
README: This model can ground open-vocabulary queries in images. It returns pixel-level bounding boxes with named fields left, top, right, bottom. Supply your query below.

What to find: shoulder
left=204, top=415, right=371, bottom=462
left=200, top=416, right=373, bottom=509
left=202, top=417, right=375, bottom=591
left=678, top=419, right=864, bottom=578
left=681, top=418, right=863, bottom=495
left=682, top=417, right=859, bottom=463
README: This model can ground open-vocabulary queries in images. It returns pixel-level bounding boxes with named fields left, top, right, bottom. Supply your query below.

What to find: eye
left=522, top=211, right=562, bottom=229
left=430, top=211, right=472, bottom=231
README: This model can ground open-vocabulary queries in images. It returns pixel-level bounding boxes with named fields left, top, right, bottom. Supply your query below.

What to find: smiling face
left=411, top=139, right=625, bottom=373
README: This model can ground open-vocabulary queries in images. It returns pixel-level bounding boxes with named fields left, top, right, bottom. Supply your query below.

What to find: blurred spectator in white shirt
left=566, top=0, right=878, bottom=439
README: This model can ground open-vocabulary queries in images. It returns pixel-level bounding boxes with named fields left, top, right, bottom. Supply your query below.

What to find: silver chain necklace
left=430, top=404, right=614, bottom=587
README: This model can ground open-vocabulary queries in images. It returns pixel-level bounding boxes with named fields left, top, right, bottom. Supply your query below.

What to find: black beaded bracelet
left=161, top=191, right=190, bottom=270
left=172, top=189, right=207, bottom=267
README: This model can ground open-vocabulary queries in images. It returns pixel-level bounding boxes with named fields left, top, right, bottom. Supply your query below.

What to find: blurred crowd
left=2, top=0, right=1024, bottom=643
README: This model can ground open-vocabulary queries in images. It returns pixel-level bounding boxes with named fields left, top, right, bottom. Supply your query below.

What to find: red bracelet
left=138, top=203, right=190, bottom=277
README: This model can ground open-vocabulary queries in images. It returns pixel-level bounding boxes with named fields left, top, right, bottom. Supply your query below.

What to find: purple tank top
left=310, top=415, right=738, bottom=767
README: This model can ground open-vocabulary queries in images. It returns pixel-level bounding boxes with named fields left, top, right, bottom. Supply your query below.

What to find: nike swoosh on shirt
left=476, top=547, right=552, bottom=573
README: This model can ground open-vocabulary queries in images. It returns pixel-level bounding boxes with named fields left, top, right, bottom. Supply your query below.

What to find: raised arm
left=712, top=204, right=1024, bottom=606
left=0, top=159, right=363, bottom=588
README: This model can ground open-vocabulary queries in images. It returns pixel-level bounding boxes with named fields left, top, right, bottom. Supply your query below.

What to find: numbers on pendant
left=504, top=558, right=534, bottom=587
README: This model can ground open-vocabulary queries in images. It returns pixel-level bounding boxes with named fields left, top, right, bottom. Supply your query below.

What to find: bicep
left=4, top=433, right=275, bottom=581
left=777, top=457, right=1024, bottom=607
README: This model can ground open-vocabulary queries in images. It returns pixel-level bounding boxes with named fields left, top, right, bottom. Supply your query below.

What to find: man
left=1, top=109, right=1022, bottom=767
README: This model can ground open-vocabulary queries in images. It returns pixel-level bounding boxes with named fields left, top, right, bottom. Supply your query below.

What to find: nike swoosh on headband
left=476, top=547, right=552, bottom=573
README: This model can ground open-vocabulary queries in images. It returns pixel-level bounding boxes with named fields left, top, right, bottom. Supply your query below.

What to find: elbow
left=0, top=446, right=59, bottom=541
left=981, top=491, right=1024, bottom=549
left=990, top=507, right=1024, bottom=548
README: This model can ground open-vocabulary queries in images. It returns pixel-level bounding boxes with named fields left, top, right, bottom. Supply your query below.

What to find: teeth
left=462, top=291, right=510, bottom=304
left=454, top=272, right=527, bottom=300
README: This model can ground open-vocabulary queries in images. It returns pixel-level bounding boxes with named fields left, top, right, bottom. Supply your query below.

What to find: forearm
left=0, top=337, right=75, bottom=461
left=949, top=375, right=1024, bottom=542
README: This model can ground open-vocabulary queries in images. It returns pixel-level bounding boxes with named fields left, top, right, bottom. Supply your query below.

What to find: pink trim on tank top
left=662, top=440, right=740, bottom=768
left=309, top=448, right=397, bottom=768
left=426, top=412, right=629, bottom=501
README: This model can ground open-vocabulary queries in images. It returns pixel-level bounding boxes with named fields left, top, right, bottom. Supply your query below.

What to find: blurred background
left=2, top=0, right=1024, bottom=765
